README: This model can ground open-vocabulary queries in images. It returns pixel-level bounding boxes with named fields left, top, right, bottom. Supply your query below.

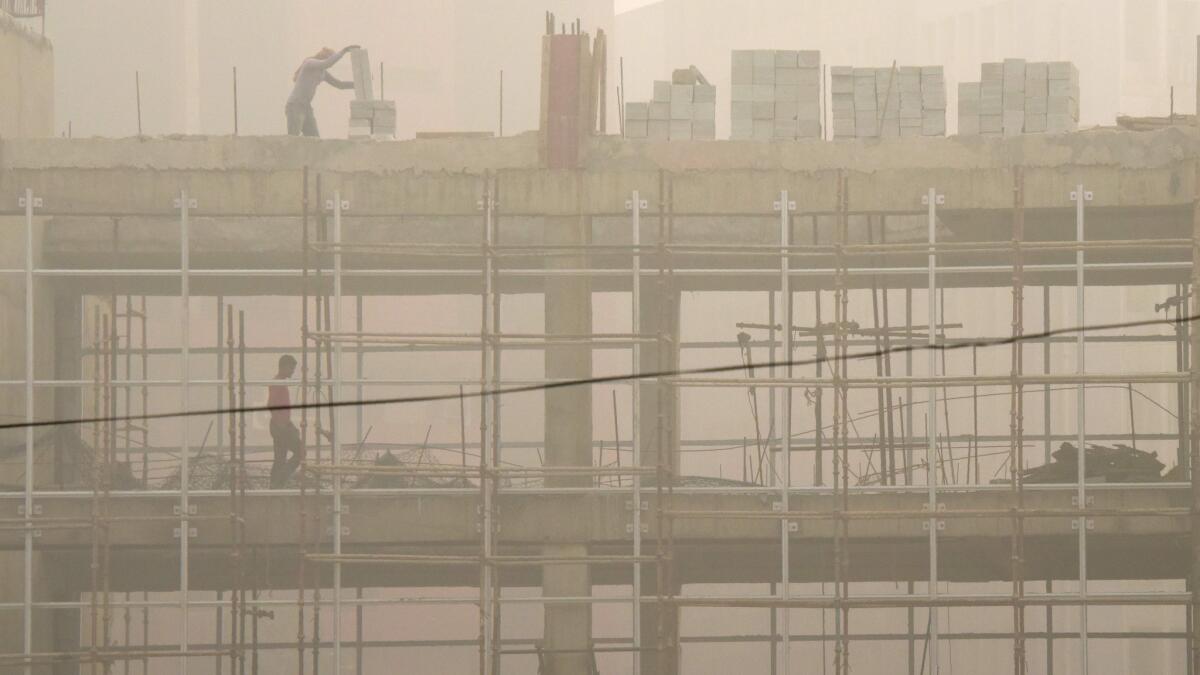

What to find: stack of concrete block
left=958, top=59, right=1078, bottom=136
left=347, top=48, right=396, bottom=139
left=624, top=66, right=715, bottom=140
left=831, top=65, right=945, bottom=139
left=730, top=49, right=821, bottom=141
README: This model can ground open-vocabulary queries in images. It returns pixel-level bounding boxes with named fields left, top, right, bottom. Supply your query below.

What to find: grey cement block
left=831, top=76, right=854, bottom=95
left=981, top=62, right=1003, bottom=81
left=1047, top=61, right=1078, bottom=81
left=671, top=84, right=694, bottom=102
left=752, top=84, right=775, bottom=102
left=774, top=100, right=798, bottom=120
left=921, top=113, right=946, bottom=136
left=833, top=118, right=856, bottom=137
left=670, top=99, right=692, bottom=120
left=798, top=50, right=820, bottom=67
left=648, top=120, right=669, bottom=139
left=775, top=50, right=799, bottom=68
left=1046, top=113, right=1077, bottom=132
left=753, top=119, right=774, bottom=141
left=753, top=101, right=775, bottom=119
left=731, top=101, right=753, bottom=120
left=732, top=50, right=754, bottom=73
left=1025, top=97, right=1048, bottom=114
left=775, top=84, right=800, bottom=100
left=692, top=120, right=716, bottom=140
left=900, top=126, right=921, bottom=138
left=693, top=102, right=716, bottom=121
left=796, top=68, right=821, bottom=87
left=625, top=102, right=648, bottom=120
left=670, top=119, right=692, bottom=140
left=776, top=68, right=802, bottom=86
left=1024, top=113, right=1047, bottom=133
left=754, top=66, right=776, bottom=84
left=731, top=118, right=753, bottom=139
left=1002, top=110, right=1024, bottom=135
left=798, top=120, right=821, bottom=137
left=832, top=94, right=854, bottom=114
left=653, top=81, right=672, bottom=102
left=731, top=84, right=754, bottom=102
left=958, top=115, right=980, bottom=135
left=625, top=118, right=648, bottom=138
left=649, top=101, right=670, bottom=120
left=753, top=50, right=776, bottom=68
left=797, top=103, right=820, bottom=121
left=980, top=115, right=1002, bottom=133
left=831, top=66, right=853, bottom=78
left=694, top=84, right=716, bottom=103
left=351, top=48, right=374, bottom=101
left=1048, top=80, right=1077, bottom=97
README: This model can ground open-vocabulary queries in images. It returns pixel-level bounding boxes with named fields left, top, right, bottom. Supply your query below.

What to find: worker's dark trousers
left=285, top=101, right=320, bottom=137
left=270, top=419, right=303, bottom=488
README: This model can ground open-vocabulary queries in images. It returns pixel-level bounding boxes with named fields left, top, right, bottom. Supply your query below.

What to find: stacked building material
left=624, top=66, right=715, bottom=140
left=958, top=59, right=1079, bottom=136
left=347, top=48, right=397, bottom=140
left=730, top=49, right=821, bottom=140
left=831, top=65, right=945, bottom=139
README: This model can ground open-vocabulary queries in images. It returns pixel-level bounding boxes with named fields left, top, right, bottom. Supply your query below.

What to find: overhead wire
left=1, top=314, right=1195, bottom=433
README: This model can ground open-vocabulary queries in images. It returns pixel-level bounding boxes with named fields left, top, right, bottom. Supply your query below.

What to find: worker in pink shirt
left=268, top=355, right=302, bottom=487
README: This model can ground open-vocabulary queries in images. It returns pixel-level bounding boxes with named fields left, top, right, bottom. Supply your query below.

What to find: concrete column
left=541, top=178, right=593, bottom=674
left=638, top=268, right=681, bottom=675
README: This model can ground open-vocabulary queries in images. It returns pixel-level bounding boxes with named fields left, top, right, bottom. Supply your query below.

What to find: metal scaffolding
left=2, top=164, right=1200, bottom=674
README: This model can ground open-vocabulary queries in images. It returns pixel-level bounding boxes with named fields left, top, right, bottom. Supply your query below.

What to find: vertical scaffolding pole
left=478, top=179, right=495, bottom=675
left=924, top=187, right=941, bottom=675
left=775, top=189, right=793, bottom=675
left=331, top=191, right=345, bottom=674
left=1073, top=184, right=1090, bottom=673
left=1010, top=167, right=1027, bottom=675
left=177, top=189, right=194, bottom=675
left=21, top=187, right=36, bottom=675
left=629, top=190, right=644, bottom=675
left=1190, top=161, right=1200, bottom=675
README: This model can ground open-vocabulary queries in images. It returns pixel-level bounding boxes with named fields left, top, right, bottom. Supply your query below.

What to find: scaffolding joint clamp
left=921, top=193, right=945, bottom=206
left=17, top=195, right=43, bottom=208
left=173, top=526, right=198, bottom=539
left=773, top=200, right=796, bottom=212
left=1071, top=495, right=1095, bottom=507
left=626, top=522, right=649, bottom=534
left=625, top=499, right=648, bottom=512
left=17, top=504, right=42, bottom=516
left=1071, top=518, right=1095, bottom=531
left=325, top=199, right=351, bottom=212
left=173, top=504, right=198, bottom=516
left=625, top=199, right=648, bottom=211
left=173, top=197, right=198, bottom=209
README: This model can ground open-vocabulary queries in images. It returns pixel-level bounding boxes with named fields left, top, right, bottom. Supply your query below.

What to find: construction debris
left=831, top=64, right=946, bottom=139
left=1019, top=442, right=1166, bottom=484
left=730, top=49, right=821, bottom=140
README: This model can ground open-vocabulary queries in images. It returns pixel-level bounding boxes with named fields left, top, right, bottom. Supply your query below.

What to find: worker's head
left=314, top=47, right=335, bottom=60
left=278, top=354, right=297, bottom=378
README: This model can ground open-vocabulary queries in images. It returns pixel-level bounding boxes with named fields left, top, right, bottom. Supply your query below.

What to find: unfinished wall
left=0, top=12, right=53, bottom=139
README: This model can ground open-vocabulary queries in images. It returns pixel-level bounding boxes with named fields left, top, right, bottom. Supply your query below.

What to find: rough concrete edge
left=584, top=125, right=1200, bottom=173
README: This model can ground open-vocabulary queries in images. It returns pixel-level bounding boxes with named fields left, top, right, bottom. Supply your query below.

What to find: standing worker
left=286, top=45, right=360, bottom=137
left=268, top=355, right=303, bottom=487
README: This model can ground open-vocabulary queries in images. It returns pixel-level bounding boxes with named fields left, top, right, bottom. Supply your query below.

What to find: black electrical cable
left=2, top=314, right=1196, bottom=433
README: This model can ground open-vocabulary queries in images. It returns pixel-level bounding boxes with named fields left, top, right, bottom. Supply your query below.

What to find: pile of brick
left=347, top=48, right=396, bottom=140
left=830, top=66, right=945, bottom=139
left=958, top=59, right=1079, bottom=136
left=730, top=49, right=821, bottom=141
left=624, top=66, right=716, bottom=141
